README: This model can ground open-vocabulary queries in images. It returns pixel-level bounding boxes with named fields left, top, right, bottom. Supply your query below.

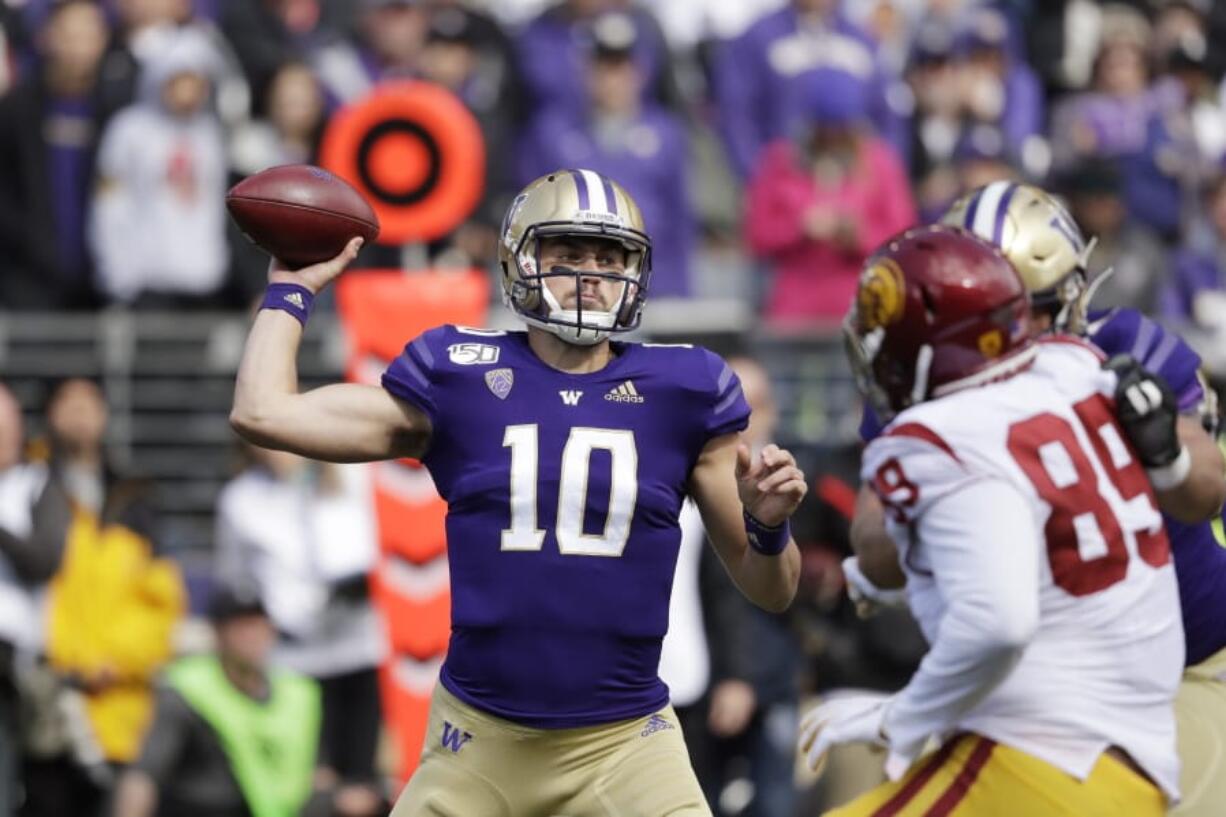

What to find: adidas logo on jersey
left=605, top=380, right=644, bottom=404
left=283, top=292, right=304, bottom=309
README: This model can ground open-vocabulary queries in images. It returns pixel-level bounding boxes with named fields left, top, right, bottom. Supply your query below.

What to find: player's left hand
left=1104, top=354, right=1181, bottom=468
left=736, top=443, right=807, bottom=528
left=798, top=692, right=891, bottom=776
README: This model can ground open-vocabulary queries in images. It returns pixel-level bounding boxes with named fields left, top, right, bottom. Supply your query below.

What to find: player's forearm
left=885, top=603, right=1029, bottom=756
left=230, top=309, right=305, bottom=445
left=851, top=486, right=906, bottom=590
left=1153, top=418, right=1226, bottom=523
left=885, top=482, right=1039, bottom=761
left=731, top=541, right=800, bottom=613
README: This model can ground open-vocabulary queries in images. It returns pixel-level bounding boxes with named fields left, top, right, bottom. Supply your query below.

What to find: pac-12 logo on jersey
left=441, top=721, right=473, bottom=753
left=448, top=343, right=500, bottom=365
left=485, top=368, right=514, bottom=399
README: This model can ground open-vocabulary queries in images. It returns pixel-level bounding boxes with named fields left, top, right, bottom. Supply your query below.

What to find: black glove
left=1104, top=354, right=1181, bottom=468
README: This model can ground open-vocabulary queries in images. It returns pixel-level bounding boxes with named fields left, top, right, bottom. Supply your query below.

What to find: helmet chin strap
left=1068, top=264, right=1113, bottom=334
left=1057, top=235, right=1108, bottom=335
left=910, top=344, right=934, bottom=407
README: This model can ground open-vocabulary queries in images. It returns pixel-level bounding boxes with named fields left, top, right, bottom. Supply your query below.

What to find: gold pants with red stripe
left=823, top=734, right=1165, bottom=817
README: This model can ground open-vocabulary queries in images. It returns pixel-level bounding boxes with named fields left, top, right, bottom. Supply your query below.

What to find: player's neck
left=527, top=328, right=615, bottom=374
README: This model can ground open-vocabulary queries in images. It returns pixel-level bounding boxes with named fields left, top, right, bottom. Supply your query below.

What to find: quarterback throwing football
left=230, top=170, right=806, bottom=816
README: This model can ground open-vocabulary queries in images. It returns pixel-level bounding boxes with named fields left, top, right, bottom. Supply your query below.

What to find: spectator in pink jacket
left=745, top=68, right=916, bottom=326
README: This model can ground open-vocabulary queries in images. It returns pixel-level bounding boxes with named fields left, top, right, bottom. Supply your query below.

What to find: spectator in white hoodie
left=88, top=26, right=229, bottom=307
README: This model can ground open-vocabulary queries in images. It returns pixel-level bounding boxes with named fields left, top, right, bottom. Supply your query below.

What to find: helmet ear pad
left=614, top=248, right=650, bottom=325
left=502, top=249, right=544, bottom=315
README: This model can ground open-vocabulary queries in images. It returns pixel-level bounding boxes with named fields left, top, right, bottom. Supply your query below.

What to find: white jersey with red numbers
left=862, top=337, right=1184, bottom=800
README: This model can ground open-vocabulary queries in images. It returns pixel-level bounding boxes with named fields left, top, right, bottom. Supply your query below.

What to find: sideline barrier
left=336, top=268, right=490, bottom=781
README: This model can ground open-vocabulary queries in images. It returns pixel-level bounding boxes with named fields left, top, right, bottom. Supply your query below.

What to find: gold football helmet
left=941, top=182, right=1100, bottom=333
left=498, top=170, right=652, bottom=345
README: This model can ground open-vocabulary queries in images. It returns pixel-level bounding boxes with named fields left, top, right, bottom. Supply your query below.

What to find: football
left=226, top=164, right=380, bottom=267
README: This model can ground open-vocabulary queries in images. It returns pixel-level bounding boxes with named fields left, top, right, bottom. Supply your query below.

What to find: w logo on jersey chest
left=559, top=390, right=583, bottom=406
left=441, top=721, right=472, bottom=753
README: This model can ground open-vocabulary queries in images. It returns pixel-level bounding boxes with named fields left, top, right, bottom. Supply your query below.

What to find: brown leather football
left=226, top=165, right=380, bottom=267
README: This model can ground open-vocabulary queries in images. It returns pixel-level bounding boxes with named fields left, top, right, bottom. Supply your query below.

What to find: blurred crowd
left=3, top=0, right=1226, bottom=815
left=0, top=376, right=393, bottom=817
left=2, top=0, right=1226, bottom=341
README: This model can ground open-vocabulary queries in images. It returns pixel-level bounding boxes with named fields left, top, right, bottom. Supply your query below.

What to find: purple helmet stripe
left=600, top=175, right=618, bottom=215
left=567, top=169, right=591, bottom=210
left=992, top=183, right=1019, bottom=245
left=965, top=190, right=982, bottom=230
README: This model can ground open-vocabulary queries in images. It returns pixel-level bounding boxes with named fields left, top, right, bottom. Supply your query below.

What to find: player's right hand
left=268, top=236, right=364, bottom=294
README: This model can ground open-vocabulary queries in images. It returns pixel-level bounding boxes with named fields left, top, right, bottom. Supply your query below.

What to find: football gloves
left=798, top=693, right=891, bottom=776
left=1105, top=354, right=1181, bottom=469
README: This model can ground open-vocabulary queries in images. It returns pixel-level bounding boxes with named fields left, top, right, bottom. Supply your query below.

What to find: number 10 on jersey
left=502, top=425, right=638, bottom=557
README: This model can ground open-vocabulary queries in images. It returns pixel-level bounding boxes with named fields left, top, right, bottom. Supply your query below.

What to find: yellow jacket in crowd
left=46, top=509, right=186, bottom=762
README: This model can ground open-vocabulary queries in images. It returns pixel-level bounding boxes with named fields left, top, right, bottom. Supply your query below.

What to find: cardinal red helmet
left=844, top=225, right=1035, bottom=419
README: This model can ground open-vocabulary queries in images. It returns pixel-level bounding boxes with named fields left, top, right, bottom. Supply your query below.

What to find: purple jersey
left=860, top=307, right=1226, bottom=665
left=382, top=326, right=750, bottom=727
left=1085, top=308, right=1205, bottom=414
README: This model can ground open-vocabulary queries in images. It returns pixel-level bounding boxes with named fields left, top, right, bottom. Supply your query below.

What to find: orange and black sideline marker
left=321, top=81, right=485, bottom=244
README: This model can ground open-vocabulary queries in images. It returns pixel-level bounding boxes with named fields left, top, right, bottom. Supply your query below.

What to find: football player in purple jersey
left=230, top=169, right=806, bottom=816
left=844, top=182, right=1226, bottom=817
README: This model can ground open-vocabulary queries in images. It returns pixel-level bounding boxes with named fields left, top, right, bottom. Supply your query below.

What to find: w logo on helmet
left=1047, top=200, right=1086, bottom=255
left=501, top=191, right=529, bottom=248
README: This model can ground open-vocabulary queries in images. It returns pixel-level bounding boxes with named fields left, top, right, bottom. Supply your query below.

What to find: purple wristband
left=261, top=283, right=315, bottom=326
left=744, top=510, right=790, bottom=556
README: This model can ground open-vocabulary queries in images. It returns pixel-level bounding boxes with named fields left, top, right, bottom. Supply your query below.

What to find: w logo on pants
left=441, top=721, right=473, bottom=753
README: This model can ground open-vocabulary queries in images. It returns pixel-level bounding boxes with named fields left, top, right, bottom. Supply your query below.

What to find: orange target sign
left=321, top=81, right=485, bottom=244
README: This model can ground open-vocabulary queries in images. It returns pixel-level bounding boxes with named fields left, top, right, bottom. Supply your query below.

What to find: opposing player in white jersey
left=801, top=226, right=1184, bottom=815
left=848, top=183, right=1226, bottom=816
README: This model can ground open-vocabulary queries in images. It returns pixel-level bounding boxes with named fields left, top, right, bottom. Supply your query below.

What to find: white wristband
left=1147, top=446, right=1192, bottom=492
